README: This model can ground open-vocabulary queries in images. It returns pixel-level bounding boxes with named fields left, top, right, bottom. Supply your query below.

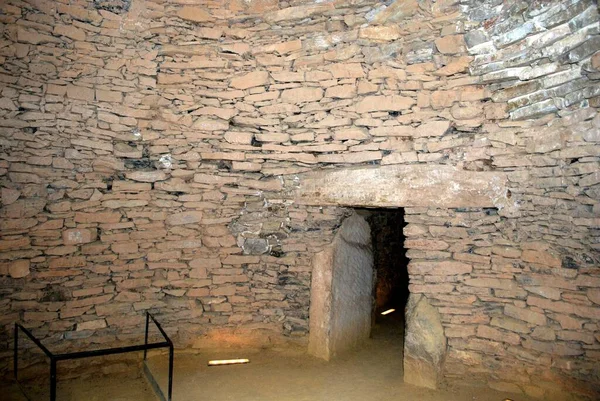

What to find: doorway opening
left=308, top=209, right=409, bottom=363
left=355, top=208, right=409, bottom=360
left=360, top=208, right=409, bottom=329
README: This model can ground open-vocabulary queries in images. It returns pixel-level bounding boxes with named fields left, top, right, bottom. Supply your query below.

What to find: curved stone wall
left=0, top=0, right=598, bottom=398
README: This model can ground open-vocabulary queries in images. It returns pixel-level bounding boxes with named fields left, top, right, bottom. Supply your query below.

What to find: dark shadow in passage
left=357, top=208, right=409, bottom=338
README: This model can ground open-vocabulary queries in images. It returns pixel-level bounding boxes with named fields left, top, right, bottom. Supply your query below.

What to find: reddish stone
left=177, top=6, right=213, bottom=23
left=187, top=288, right=210, bottom=297
left=405, top=239, right=449, bottom=250
left=49, top=256, right=86, bottom=269
left=464, top=278, right=518, bottom=291
left=409, top=283, right=454, bottom=293
left=111, top=242, right=139, bottom=254
left=6, top=259, right=30, bottom=278
left=0, top=237, right=30, bottom=251
left=75, top=212, right=121, bottom=223
left=435, top=35, right=466, bottom=54
left=408, top=260, right=472, bottom=275
left=230, top=71, right=270, bottom=90
left=521, top=249, right=561, bottom=268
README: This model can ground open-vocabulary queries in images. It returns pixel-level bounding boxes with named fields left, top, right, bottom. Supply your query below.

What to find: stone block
left=62, top=228, right=98, bottom=245
left=444, top=325, right=476, bottom=338
left=464, top=278, right=517, bottom=291
left=531, top=326, right=556, bottom=341
left=166, top=211, right=203, bottom=226
left=96, top=89, right=123, bottom=103
left=326, top=63, right=365, bottom=79
left=333, top=128, right=369, bottom=141
left=476, top=325, right=520, bottom=345
left=435, top=56, right=472, bottom=76
left=192, top=118, right=229, bottom=131
left=125, top=171, right=167, bottom=183
left=224, top=132, right=254, bottom=144
left=465, top=29, right=489, bottom=48
left=490, top=316, right=530, bottom=334
left=230, top=71, right=270, bottom=90
left=588, top=289, right=600, bottom=305
left=408, top=261, right=472, bottom=276
left=67, top=85, right=95, bottom=101
left=77, top=319, right=107, bottom=331
left=264, top=4, right=333, bottom=23
left=358, top=26, right=402, bottom=41
left=325, top=85, right=356, bottom=99
left=8, top=260, right=30, bottom=278
left=484, top=103, right=508, bottom=120
left=521, top=249, right=561, bottom=268
left=1, top=187, right=20, bottom=205
left=292, top=165, right=509, bottom=209
left=0, top=237, right=30, bottom=251
left=435, top=35, right=466, bottom=54
left=355, top=95, right=415, bottom=113
left=430, top=91, right=459, bottom=109
left=522, top=337, right=583, bottom=356
left=54, top=25, right=86, bottom=41
left=568, top=36, right=600, bottom=63
left=370, top=126, right=414, bottom=137
left=17, top=27, right=60, bottom=45
left=482, top=67, right=529, bottom=83
left=524, top=286, right=562, bottom=300
left=404, top=294, right=446, bottom=389
left=177, top=6, right=213, bottom=23
left=511, top=99, right=558, bottom=120
left=280, top=87, right=323, bottom=104
left=111, top=242, right=138, bottom=254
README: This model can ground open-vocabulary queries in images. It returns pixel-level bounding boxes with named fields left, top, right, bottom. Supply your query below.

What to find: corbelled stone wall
left=0, top=0, right=599, bottom=398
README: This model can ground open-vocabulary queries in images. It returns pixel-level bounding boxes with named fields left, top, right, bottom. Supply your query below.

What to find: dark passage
left=359, top=208, right=409, bottom=325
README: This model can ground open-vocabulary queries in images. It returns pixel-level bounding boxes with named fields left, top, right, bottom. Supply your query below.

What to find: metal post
left=14, top=324, right=18, bottom=381
left=168, top=344, right=174, bottom=401
left=50, top=358, right=57, bottom=401
left=144, top=312, right=150, bottom=361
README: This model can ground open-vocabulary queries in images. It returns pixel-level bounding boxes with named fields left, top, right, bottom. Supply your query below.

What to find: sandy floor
left=3, top=315, right=539, bottom=401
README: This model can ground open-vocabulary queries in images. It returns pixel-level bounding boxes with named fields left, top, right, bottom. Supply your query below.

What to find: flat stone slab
left=289, top=165, right=510, bottom=209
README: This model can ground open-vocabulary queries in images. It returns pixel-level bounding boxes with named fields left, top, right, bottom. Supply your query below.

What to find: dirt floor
left=3, top=314, right=543, bottom=401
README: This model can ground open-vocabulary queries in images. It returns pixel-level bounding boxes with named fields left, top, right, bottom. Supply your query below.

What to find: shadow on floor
left=2, top=320, right=541, bottom=401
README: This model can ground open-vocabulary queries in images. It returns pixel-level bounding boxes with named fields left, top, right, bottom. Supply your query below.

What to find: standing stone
left=404, top=294, right=447, bottom=389
left=309, top=214, right=373, bottom=360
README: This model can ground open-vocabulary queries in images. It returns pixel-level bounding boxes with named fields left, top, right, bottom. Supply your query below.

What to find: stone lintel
left=289, top=165, right=510, bottom=209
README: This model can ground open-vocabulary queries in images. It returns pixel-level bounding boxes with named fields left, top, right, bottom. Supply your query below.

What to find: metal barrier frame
left=14, top=312, right=173, bottom=401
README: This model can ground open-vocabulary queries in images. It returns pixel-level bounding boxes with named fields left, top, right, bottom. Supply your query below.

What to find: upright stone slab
left=404, top=294, right=447, bottom=389
left=308, top=214, right=373, bottom=360
left=330, top=214, right=373, bottom=357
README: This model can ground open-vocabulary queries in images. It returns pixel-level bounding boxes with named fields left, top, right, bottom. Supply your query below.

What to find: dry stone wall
left=0, top=0, right=599, bottom=398
left=402, top=1, right=600, bottom=398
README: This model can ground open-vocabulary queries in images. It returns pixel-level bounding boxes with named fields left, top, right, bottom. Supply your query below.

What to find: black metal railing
left=14, top=312, right=174, bottom=401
